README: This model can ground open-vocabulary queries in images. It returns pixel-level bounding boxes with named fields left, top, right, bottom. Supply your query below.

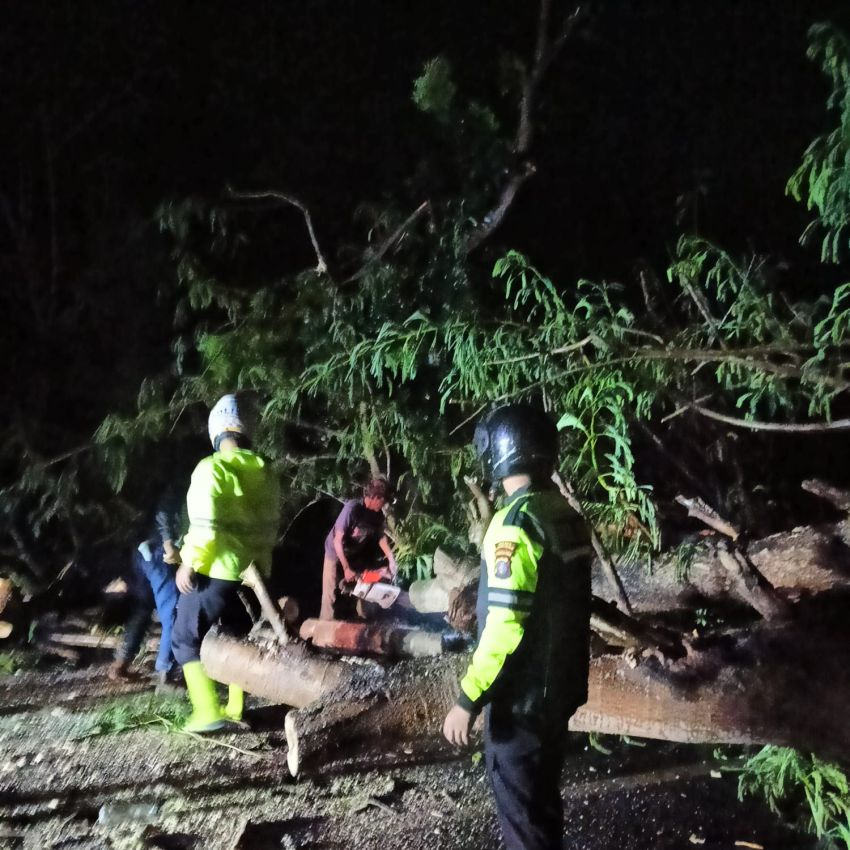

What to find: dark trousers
left=171, top=575, right=252, bottom=666
left=118, top=547, right=179, bottom=673
left=485, top=705, right=569, bottom=850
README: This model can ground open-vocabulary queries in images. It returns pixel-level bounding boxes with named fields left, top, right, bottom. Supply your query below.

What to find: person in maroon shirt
left=320, top=478, right=398, bottom=620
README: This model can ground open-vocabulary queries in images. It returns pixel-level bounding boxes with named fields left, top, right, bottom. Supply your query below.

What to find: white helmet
left=208, top=394, right=246, bottom=448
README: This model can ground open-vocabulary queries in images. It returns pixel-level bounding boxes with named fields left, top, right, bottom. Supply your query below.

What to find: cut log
left=276, top=596, right=301, bottom=627
left=40, top=632, right=159, bottom=651
left=284, top=656, right=466, bottom=776
left=0, top=579, right=20, bottom=638
left=200, top=630, right=346, bottom=708
left=298, top=618, right=443, bottom=658
left=408, top=551, right=479, bottom=614
left=446, top=580, right=478, bottom=633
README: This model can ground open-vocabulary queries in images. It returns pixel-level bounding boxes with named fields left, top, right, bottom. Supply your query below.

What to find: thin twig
left=449, top=402, right=490, bottom=436
left=483, top=336, right=593, bottom=366
left=343, top=201, right=431, bottom=285
left=177, top=728, right=263, bottom=758
left=660, top=394, right=713, bottom=424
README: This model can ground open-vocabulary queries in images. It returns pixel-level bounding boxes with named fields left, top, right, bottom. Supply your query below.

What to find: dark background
left=2, top=0, right=849, bottom=446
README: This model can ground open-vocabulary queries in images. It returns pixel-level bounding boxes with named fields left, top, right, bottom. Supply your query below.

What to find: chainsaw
left=348, top=568, right=401, bottom=609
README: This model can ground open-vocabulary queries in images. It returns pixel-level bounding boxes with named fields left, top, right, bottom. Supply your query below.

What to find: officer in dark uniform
left=442, top=403, right=593, bottom=850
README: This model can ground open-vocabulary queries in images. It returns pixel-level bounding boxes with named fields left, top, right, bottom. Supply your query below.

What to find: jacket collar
left=502, top=479, right=557, bottom=507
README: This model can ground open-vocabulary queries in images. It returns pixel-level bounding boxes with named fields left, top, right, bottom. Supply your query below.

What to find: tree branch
left=466, top=2, right=584, bottom=253
left=226, top=189, right=330, bottom=275
left=690, top=405, right=850, bottom=433
left=801, top=479, right=850, bottom=512
left=675, top=495, right=740, bottom=541
left=551, top=470, right=633, bottom=615
left=343, top=201, right=432, bottom=285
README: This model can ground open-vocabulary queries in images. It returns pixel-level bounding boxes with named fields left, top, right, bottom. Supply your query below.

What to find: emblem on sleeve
left=493, top=542, right=517, bottom=579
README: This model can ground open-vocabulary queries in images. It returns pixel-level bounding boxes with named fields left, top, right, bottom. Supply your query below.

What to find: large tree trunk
left=594, top=521, right=850, bottom=613
left=201, top=611, right=850, bottom=777
left=571, top=625, right=850, bottom=763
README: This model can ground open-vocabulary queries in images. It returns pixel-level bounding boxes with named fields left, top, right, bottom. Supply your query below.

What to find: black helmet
left=473, top=404, right=559, bottom=481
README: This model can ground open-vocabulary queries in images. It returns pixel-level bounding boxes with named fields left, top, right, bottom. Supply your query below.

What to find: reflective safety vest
left=180, top=448, right=280, bottom=582
left=458, top=484, right=593, bottom=718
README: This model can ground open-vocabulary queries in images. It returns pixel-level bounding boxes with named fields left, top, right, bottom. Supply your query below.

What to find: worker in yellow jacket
left=171, top=394, right=280, bottom=733
left=443, top=404, right=592, bottom=850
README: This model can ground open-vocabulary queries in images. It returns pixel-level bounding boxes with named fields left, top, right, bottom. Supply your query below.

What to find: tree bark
left=593, top=521, right=850, bottom=613
left=571, top=624, right=850, bottom=762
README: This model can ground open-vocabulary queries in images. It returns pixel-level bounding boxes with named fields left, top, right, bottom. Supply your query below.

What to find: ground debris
left=0, top=661, right=820, bottom=850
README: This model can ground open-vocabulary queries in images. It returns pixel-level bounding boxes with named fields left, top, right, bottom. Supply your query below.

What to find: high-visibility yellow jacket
left=458, top=484, right=593, bottom=719
left=180, top=448, right=280, bottom=582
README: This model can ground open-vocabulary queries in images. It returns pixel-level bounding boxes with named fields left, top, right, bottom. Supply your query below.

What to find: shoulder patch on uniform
left=493, top=541, right=517, bottom=579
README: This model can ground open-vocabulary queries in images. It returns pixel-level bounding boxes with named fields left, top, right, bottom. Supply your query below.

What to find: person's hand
left=442, top=704, right=473, bottom=746
left=176, top=563, right=195, bottom=594
left=162, top=540, right=181, bottom=565
left=342, top=564, right=356, bottom=583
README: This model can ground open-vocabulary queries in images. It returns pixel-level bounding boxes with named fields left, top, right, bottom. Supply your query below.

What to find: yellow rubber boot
left=181, top=661, right=225, bottom=733
left=224, top=684, right=244, bottom=722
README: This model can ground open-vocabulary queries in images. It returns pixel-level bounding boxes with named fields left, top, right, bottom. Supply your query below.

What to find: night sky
left=2, top=2, right=850, bottom=431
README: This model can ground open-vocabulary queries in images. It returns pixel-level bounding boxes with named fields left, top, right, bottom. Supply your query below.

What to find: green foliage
left=787, top=24, right=850, bottom=262
left=738, top=746, right=850, bottom=847
left=74, top=694, right=189, bottom=739
left=413, top=57, right=457, bottom=119
left=673, top=539, right=700, bottom=583
left=0, top=651, right=25, bottom=676
left=103, top=216, right=850, bottom=573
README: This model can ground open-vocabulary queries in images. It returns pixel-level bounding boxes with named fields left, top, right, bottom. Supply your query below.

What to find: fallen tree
left=201, top=587, right=850, bottom=777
